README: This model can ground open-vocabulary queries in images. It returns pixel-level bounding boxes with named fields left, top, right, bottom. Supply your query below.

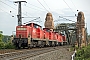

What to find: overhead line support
left=14, top=1, right=27, bottom=26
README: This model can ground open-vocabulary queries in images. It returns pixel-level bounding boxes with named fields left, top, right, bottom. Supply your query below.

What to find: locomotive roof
left=26, top=23, right=42, bottom=27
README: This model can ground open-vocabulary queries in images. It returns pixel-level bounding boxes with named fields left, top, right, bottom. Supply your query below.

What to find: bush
left=75, top=45, right=90, bottom=60
left=86, top=58, right=90, bottom=60
left=0, top=40, right=15, bottom=49
left=0, top=42, right=5, bottom=49
left=74, top=57, right=84, bottom=60
left=83, top=46, right=90, bottom=58
left=5, top=41, right=15, bottom=49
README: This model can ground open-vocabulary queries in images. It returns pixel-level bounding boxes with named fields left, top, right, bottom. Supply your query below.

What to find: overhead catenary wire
left=0, top=8, right=14, bottom=17
left=60, top=16, right=76, bottom=22
left=52, top=12, right=75, bottom=22
left=43, top=0, right=51, bottom=12
left=54, top=16, right=76, bottom=23
left=37, top=0, right=75, bottom=23
left=70, top=0, right=78, bottom=10
left=42, top=0, right=76, bottom=21
left=27, top=2, right=45, bottom=11
left=0, top=0, right=25, bottom=16
left=23, top=17, right=42, bottom=24
left=0, top=0, right=34, bottom=17
left=3, top=1, right=26, bottom=17
left=59, top=16, right=76, bottom=22
left=22, top=17, right=40, bottom=18
left=53, top=0, right=77, bottom=22
left=63, top=0, right=75, bottom=15
left=0, top=0, right=15, bottom=16
left=23, top=4, right=43, bottom=17
left=6, top=0, right=50, bottom=13
left=6, top=0, right=71, bottom=22
left=39, top=0, right=75, bottom=22
left=14, top=1, right=33, bottom=17
left=54, top=19, right=75, bottom=22
left=0, top=0, right=16, bottom=10
left=2, top=0, right=76, bottom=23
left=24, top=4, right=45, bottom=12
left=60, top=16, right=77, bottom=17
left=6, top=0, right=45, bottom=19
left=28, top=17, right=41, bottom=22
left=7, top=0, right=13, bottom=2
left=37, top=0, right=49, bottom=12
left=42, top=0, right=59, bottom=21
left=6, top=0, right=17, bottom=6
left=37, top=0, right=59, bottom=24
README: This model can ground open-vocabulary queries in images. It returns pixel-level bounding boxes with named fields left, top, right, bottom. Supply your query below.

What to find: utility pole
left=14, top=1, right=27, bottom=26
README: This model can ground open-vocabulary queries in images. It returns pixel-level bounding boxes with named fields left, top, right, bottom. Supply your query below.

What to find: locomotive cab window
left=46, top=29, right=50, bottom=32
left=17, top=28, right=27, bottom=30
left=34, top=25, right=38, bottom=28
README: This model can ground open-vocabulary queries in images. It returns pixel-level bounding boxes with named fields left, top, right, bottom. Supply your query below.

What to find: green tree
left=0, top=31, right=3, bottom=42
left=2, top=35, right=11, bottom=42
left=0, top=31, right=4, bottom=49
left=0, top=31, right=3, bottom=34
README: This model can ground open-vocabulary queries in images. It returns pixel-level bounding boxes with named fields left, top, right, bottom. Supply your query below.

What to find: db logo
left=33, top=29, right=36, bottom=33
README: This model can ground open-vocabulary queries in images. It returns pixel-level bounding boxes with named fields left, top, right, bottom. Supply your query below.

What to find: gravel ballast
left=25, top=47, right=73, bottom=60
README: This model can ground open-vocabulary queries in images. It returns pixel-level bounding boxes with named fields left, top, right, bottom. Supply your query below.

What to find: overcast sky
left=0, top=0, right=90, bottom=35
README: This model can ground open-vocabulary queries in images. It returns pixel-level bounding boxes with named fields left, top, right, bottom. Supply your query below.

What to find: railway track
left=0, top=45, right=70, bottom=60
left=0, top=49, right=19, bottom=54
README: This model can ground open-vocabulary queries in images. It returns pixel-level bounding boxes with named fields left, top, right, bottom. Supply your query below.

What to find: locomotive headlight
left=21, top=26, right=23, bottom=27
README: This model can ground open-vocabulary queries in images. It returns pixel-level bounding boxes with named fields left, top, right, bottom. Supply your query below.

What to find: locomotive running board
left=32, top=38, right=57, bottom=42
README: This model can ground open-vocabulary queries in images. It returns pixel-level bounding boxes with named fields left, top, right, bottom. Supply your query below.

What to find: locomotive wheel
left=23, top=46, right=25, bottom=49
left=42, top=44, right=44, bottom=48
left=33, top=44, right=36, bottom=48
left=39, top=45, right=42, bottom=48
left=39, top=44, right=44, bottom=48
left=60, top=42, right=63, bottom=46
left=28, top=44, right=33, bottom=49
left=18, top=43, right=21, bottom=49
left=15, top=43, right=19, bottom=49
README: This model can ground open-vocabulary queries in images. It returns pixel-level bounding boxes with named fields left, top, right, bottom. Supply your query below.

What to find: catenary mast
left=14, top=1, right=27, bottom=26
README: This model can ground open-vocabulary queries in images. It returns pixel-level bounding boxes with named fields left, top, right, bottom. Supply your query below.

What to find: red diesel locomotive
left=12, top=23, right=67, bottom=49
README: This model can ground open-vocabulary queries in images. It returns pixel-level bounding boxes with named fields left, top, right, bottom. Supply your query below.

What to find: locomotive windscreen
left=17, top=28, right=27, bottom=30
